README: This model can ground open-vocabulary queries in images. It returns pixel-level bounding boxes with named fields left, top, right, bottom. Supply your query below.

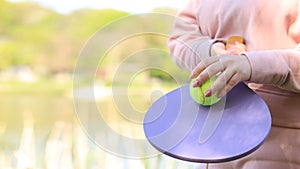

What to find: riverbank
left=0, top=79, right=72, bottom=96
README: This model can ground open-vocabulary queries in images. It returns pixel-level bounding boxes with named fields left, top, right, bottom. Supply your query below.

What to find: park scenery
left=0, top=0, right=201, bottom=169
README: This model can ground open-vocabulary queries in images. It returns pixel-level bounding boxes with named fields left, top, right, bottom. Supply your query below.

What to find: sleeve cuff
left=242, top=50, right=289, bottom=85
left=193, top=38, right=226, bottom=59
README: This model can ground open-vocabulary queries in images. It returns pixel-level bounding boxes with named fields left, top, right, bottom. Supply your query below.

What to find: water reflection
left=0, top=94, right=199, bottom=169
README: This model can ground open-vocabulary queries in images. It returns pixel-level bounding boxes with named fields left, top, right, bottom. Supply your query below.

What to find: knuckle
left=218, top=74, right=227, bottom=84
left=196, top=73, right=208, bottom=83
left=228, top=80, right=237, bottom=87
left=201, top=59, right=211, bottom=67
left=206, top=68, right=215, bottom=77
left=228, top=76, right=240, bottom=88
left=212, top=78, right=224, bottom=92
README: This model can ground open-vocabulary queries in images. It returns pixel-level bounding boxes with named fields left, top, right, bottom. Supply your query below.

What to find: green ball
left=189, top=76, right=221, bottom=106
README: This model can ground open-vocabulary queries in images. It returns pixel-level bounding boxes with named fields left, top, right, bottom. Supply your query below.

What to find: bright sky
left=8, top=0, right=188, bottom=14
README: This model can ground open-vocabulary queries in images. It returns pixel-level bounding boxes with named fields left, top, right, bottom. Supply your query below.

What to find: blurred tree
left=0, top=1, right=129, bottom=73
left=0, top=1, right=188, bottom=82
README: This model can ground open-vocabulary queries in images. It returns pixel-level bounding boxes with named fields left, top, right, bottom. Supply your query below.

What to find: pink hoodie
left=168, top=0, right=300, bottom=168
left=168, top=0, right=300, bottom=128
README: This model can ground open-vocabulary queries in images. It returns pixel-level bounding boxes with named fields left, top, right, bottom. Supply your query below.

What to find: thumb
left=211, top=42, right=226, bottom=56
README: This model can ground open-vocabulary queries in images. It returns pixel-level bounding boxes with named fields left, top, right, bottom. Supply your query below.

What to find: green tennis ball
left=189, top=76, right=221, bottom=106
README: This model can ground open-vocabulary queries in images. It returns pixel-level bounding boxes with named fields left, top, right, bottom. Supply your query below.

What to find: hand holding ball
left=189, top=36, right=245, bottom=106
left=190, top=76, right=221, bottom=106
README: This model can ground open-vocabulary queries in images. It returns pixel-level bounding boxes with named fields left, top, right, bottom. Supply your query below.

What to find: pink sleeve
left=244, top=49, right=300, bottom=93
left=243, top=6, right=300, bottom=93
left=167, top=0, right=220, bottom=72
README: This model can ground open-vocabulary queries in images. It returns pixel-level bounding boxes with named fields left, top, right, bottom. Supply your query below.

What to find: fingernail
left=189, top=72, right=195, bottom=79
left=217, top=93, right=223, bottom=98
left=192, top=80, right=199, bottom=87
left=204, top=90, right=212, bottom=97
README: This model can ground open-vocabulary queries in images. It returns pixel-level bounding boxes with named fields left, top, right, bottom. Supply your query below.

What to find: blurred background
left=0, top=0, right=202, bottom=168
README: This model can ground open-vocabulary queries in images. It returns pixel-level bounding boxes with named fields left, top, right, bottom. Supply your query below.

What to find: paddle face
left=143, top=83, right=271, bottom=163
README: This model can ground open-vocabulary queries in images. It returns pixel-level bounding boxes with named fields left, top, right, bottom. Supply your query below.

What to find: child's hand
left=225, top=36, right=246, bottom=55
left=191, top=36, right=248, bottom=98
left=210, top=42, right=226, bottom=56
left=226, top=41, right=246, bottom=55
left=190, top=54, right=251, bottom=98
left=210, top=37, right=246, bottom=56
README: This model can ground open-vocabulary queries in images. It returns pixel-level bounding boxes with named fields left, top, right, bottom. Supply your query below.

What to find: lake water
left=0, top=92, right=202, bottom=169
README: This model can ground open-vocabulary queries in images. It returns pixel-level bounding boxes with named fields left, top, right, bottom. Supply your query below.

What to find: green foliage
left=0, top=1, right=129, bottom=72
left=149, top=69, right=173, bottom=81
left=64, top=9, right=129, bottom=39
left=0, top=1, right=188, bottom=84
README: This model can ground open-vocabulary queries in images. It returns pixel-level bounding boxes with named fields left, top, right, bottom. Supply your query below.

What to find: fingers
left=227, top=42, right=246, bottom=55
left=208, top=72, right=241, bottom=98
left=206, top=56, right=250, bottom=98
left=190, top=55, right=251, bottom=98
left=189, top=56, right=220, bottom=79
left=216, top=74, right=241, bottom=98
left=211, top=42, right=226, bottom=56
left=203, top=64, right=235, bottom=97
left=192, top=60, right=224, bottom=88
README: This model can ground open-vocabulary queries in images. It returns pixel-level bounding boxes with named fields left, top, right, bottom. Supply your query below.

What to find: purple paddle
left=144, top=82, right=271, bottom=163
